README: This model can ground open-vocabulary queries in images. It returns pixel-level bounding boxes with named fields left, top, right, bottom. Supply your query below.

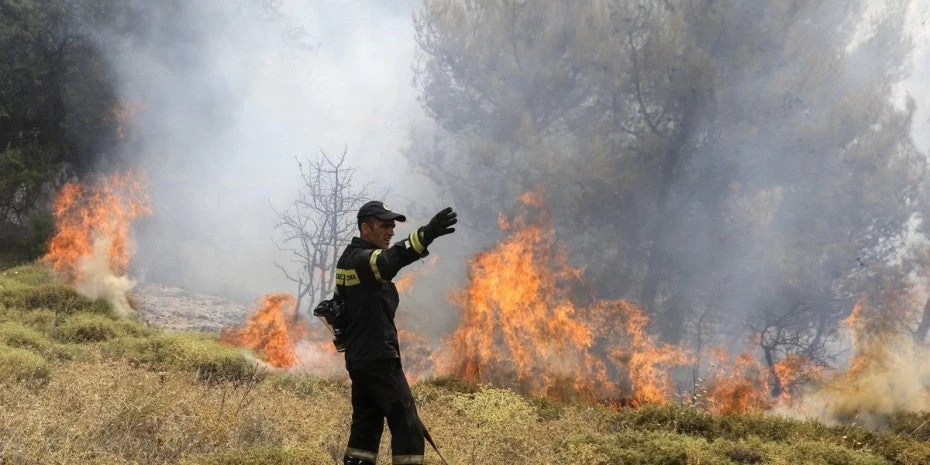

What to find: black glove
left=420, top=207, right=457, bottom=245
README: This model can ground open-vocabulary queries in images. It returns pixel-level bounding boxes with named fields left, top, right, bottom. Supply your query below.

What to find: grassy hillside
left=2, top=263, right=930, bottom=464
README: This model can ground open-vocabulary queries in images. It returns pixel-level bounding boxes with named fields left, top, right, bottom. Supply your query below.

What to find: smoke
left=899, top=0, right=930, bottom=154
left=75, top=236, right=135, bottom=316
left=91, top=0, right=454, bottom=304
left=784, top=333, right=930, bottom=426
left=293, top=340, right=346, bottom=381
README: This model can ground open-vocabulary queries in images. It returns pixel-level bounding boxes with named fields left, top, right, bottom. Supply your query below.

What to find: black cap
left=357, top=200, right=407, bottom=222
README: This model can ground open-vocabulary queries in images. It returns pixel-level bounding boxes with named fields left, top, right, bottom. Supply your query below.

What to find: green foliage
left=178, top=446, right=329, bottom=465
left=0, top=143, right=59, bottom=222
left=561, top=430, right=892, bottom=465
left=611, top=404, right=829, bottom=442
left=53, top=312, right=151, bottom=343
left=0, top=321, right=52, bottom=352
left=603, top=403, right=930, bottom=465
left=0, top=345, right=50, bottom=386
left=885, top=411, right=930, bottom=441
left=0, top=282, right=112, bottom=318
left=15, top=308, right=57, bottom=333
left=101, top=333, right=259, bottom=384
left=530, top=395, right=565, bottom=422
left=0, top=0, right=123, bottom=252
left=0, top=264, right=53, bottom=287
left=0, top=265, right=113, bottom=323
left=0, top=310, right=91, bottom=361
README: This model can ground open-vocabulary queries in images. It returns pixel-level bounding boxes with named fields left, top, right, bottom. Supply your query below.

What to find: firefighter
left=338, top=200, right=457, bottom=465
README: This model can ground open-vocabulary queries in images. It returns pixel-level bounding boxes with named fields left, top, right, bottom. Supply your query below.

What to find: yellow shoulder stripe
left=369, top=249, right=385, bottom=282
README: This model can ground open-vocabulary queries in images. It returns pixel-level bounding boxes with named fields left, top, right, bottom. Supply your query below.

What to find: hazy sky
left=105, top=0, right=930, bottom=309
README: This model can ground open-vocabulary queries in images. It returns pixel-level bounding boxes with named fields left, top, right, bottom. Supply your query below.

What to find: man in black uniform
left=339, top=200, right=457, bottom=465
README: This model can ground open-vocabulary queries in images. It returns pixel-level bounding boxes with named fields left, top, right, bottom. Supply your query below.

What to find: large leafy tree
left=411, top=0, right=924, bottom=358
left=0, top=0, right=122, bottom=249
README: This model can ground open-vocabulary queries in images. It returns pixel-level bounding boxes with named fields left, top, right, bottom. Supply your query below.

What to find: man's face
left=362, top=217, right=395, bottom=249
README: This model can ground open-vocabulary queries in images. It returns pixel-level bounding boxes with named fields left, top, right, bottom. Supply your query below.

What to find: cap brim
left=374, top=212, right=406, bottom=222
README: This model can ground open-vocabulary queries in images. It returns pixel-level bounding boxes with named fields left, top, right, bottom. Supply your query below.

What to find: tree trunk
left=762, top=345, right=782, bottom=397
left=640, top=92, right=700, bottom=343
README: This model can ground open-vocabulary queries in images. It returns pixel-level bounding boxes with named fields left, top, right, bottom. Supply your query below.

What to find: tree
left=273, top=149, right=374, bottom=315
left=0, top=0, right=125, bottom=252
left=411, top=0, right=924, bottom=357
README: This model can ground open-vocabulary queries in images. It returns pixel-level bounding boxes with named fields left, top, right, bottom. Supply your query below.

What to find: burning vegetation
left=38, top=173, right=930, bottom=426
left=432, top=193, right=689, bottom=404
left=43, top=171, right=152, bottom=315
left=220, top=293, right=309, bottom=368
left=216, top=192, right=930, bottom=427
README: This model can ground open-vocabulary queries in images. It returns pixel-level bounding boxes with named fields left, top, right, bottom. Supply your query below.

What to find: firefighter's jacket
left=336, top=232, right=428, bottom=362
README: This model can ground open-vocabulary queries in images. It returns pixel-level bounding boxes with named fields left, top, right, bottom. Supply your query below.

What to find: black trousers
left=344, top=358, right=425, bottom=464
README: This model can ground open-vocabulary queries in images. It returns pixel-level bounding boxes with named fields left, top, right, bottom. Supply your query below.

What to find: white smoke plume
left=76, top=236, right=136, bottom=316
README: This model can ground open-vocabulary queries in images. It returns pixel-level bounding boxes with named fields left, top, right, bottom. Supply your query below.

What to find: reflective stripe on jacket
left=336, top=232, right=428, bottom=361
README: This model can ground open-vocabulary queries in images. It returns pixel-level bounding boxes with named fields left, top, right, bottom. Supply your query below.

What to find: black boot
left=343, top=455, right=376, bottom=465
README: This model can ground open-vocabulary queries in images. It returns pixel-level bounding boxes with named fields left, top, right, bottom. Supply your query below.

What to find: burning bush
left=433, top=193, right=688, bottom=404
left=42, top=171, right=152, bottom=315
left=220, top=293, right=309, bottom=369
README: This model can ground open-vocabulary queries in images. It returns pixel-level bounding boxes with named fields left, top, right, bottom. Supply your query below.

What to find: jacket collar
left=351, top=237, right=378, bottom=249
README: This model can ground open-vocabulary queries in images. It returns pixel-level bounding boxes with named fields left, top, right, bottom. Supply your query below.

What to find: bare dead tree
left=749, top=297, right=837, bottom=397
left=272, top=148, right=374, bottom=317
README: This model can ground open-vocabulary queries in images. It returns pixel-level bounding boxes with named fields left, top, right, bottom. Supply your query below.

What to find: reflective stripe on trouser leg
left=393, top=454, right=424, bottom=464
left=345, top=448, right=378, bottom=462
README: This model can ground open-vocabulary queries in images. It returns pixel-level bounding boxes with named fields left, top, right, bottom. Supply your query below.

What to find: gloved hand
left=420, top=207, right=457, bottom=245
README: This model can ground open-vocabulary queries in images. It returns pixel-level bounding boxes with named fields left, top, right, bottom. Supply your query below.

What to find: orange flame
left=432, top=194, right=688, bottom=404
left=704, top=350, right=773, bottom=414
left=221, top=294, right=309, bottom=368
left=43, top=172, right=152, bottom=285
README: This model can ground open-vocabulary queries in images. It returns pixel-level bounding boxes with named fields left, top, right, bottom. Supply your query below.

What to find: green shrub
left=0, top=346, right=51, bottom=386
left=178, top=445, right=329, bottom=465
left=101, top=334, right=259, bottom=384
left=0, top=264, right=52, bottom=287
left=269, top=373, right=331, bottom=398
left=868, top=434, right=930, bottom=465
left=612, top=403, right=829, bottom=443
left=886, top=411, right=930, bottom=441
left=561, top=430, right=725, bottom=465
left=0, top=283, right=111, bottom=317
left=0, top=321, right=52, bottom=353
left=530, top=396, right=565, bottom=422
left=53, top=313, right=141, bottom=342
left=561, top=430, right=891, bottom=465
left=47, top=343, right=92, bottom=362
left=19, top=308, right=57, bottom=333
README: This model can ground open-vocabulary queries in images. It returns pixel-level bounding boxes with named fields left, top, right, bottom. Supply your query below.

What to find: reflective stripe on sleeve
left=409, top=230, right=426, bottom=254
left=346, top=448, right=378, bottom=461
left=392, top=455, right=424, bottom=464
left=369, top=249, right=385, bottom=282
left=335, top=268, right=360, bottom=286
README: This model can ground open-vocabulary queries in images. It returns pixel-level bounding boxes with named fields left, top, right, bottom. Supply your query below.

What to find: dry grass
left=2, top=263, right=930, bottom=464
